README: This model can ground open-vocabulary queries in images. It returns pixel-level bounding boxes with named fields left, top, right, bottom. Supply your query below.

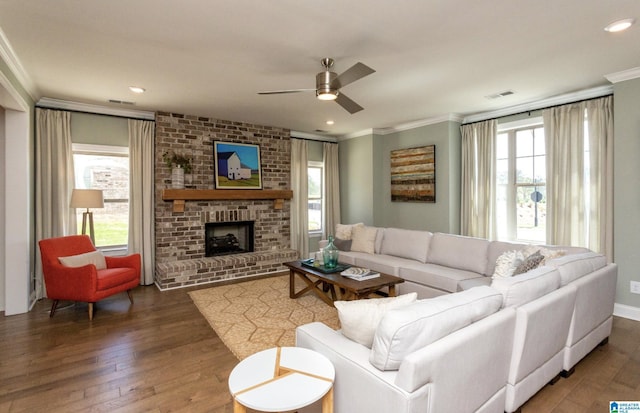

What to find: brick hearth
left=154, top=112, right=297, bottom=289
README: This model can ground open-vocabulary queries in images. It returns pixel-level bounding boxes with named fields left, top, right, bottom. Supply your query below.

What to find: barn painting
left=214, top=142, right=262, bottom=189
left=390, top=145, right=435, bottom=202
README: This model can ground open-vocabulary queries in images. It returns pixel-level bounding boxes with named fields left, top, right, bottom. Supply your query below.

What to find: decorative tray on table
left=300, top=258, right=351, bottom=274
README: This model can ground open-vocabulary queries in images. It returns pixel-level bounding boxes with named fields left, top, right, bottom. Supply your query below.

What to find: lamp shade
left=70, top=189, right=104, bottom=209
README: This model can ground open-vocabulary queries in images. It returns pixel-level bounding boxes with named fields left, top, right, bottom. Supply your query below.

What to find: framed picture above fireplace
left=213, top=142, right=263, bottom=189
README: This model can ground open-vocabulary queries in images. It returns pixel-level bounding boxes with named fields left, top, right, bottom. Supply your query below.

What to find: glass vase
left=323, top=236, right=339, bottom=269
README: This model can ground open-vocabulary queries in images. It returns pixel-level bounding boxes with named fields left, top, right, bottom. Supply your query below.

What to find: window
left=496, top=121, right=546, bottom=243
left=308, top=162, right=323, bottom=233
left=72, top=144, right=129, bottom=249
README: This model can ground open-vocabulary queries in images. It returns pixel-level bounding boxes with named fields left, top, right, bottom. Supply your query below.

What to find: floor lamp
left=70, top=189, right=104, bottom=245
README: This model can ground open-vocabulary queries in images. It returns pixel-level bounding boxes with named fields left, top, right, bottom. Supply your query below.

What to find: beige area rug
left=189, top=275, right=340, bottom=360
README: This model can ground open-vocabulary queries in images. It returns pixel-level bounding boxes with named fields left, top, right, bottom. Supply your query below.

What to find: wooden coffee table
left=284, top=260, right=404, bottom=307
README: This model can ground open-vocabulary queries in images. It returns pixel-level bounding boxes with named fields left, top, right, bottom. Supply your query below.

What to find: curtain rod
left=462, top=93, right=613, bottom=126
left=35, top=105, right=156, bottom=122
left=290, top=136, right=338, bottom=144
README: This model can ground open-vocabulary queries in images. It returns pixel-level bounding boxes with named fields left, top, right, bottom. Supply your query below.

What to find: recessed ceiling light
left=604, top=18, right=635, bottom=32
left=326, top=120, right=335, bottom=125
left=129, top=86, right=146, bottom=94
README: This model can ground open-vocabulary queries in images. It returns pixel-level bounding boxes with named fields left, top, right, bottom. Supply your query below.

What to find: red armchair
left=38, top=235, right=141, bottom=320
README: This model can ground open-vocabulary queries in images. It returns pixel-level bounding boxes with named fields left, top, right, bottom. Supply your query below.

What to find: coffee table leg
left=289, top=269, right=295, bottom=298
left=322, top=386, right=334, bottom=413
left=389, top=285, right=397, bottom=297
left=233, top=399, right=246, bottom=413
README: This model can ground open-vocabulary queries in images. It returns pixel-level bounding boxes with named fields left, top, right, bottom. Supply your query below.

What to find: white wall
left=0, top=107, right=4, bottom=311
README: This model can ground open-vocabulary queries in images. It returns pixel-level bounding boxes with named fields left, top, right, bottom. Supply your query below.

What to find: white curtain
left=323, top=142, right=341, bottom=238
left=35, top=108, right=76, bottom=298
left=128, top=119, right=156, bottom=285
left=460, top=119, right=497, bottom=239
left=290, top=138, right=309, bottom=259
left=543, top=96, right=613, bottom=259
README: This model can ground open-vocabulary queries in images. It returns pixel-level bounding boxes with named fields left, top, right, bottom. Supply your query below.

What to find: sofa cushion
left=334, top=293, right=417, bottom=348
left=491, top=266, right=561, bottom=307
left=351, top=226, right=379, bottom=254
left=545, top=251, right=607, bottom=286
left=399, top=262, right=482, bottom=293
left=427, top=233, right=489, bottom=274
left=353, top=253, right=409, bottom=276
left=369, top=286, right=503, bottom=371
left=380, top=228, right=432, bottom=263
left=59, top=250, right=106, bottom=270
left=335, top=223, right=364, bottom=240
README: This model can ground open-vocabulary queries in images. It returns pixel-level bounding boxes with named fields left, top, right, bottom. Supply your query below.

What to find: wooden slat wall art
left=390, top=145, right=436, bottom=202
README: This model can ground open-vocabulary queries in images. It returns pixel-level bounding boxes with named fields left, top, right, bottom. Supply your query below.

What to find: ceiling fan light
left=604, top=18, right=635, bottom=32
left=317, top=90, right=338, bottom=101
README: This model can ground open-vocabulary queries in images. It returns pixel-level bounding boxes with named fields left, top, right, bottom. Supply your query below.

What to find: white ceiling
left=0, top=0, right=638, bottom=137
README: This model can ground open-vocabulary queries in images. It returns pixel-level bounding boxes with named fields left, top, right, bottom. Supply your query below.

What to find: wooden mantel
left=162, top=189, right=293, bottom=212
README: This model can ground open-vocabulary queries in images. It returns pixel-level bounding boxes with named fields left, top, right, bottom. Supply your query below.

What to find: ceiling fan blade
left=258, top=89, right=315, bottom=95
left=332, top=62, right=375, bottom=89
left=335, top=93, right=364, bottom=114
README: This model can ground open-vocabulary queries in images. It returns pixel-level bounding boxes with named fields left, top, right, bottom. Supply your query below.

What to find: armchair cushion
left=59, top=250, right=107, bottom=270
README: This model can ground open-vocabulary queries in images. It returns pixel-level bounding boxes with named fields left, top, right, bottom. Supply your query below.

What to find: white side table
left=228, top=346, right=335, bottom=413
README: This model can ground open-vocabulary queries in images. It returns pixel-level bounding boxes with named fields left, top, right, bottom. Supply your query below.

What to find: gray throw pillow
left=333, top=238, right=352, bottom=251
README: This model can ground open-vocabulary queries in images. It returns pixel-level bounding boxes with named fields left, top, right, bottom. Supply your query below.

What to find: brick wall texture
left=154, top=112, right=297, bottom=289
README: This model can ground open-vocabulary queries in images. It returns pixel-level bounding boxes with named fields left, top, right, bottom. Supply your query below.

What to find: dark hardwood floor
left=0, top=279, right=638, bottom=413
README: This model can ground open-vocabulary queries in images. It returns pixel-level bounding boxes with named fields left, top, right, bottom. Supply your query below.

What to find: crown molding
left=37, top=97, right=155, bottom=120
left=605, top=67, right=640, bottom=83
left=462, top=85, right=613, bottom=124
left=0, top=27, right=36, bottom=100
left=374, top=114, right=464, bottom=135
left=339, top=114, right=464, bottom=141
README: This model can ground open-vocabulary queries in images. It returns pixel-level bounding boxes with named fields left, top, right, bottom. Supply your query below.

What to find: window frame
left=72, top=143, right=130, bottom=253
left=307, top=161, right=324, bottom=235
left=496, top=118, right=546, bottom=243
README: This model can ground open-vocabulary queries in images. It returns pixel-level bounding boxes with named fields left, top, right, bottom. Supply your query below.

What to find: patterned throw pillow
left=493, top=250, right=525, bottom=278
left=513, top=250, right=545, bottom=275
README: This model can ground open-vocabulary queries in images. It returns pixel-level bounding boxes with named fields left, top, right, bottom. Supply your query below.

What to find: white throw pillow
left=369, top=286, right=503, bottom=371
left=334, top=293, right=417, bottom=348
left=335, top=223, right=364, bottom=240
left=58, top=250, right=107, bottom=270
left=493, top=250, right=525, bottom=278
left=350, top=226, right=378, bottom=254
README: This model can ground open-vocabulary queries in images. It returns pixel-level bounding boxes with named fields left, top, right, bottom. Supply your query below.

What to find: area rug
left=189, top=275, right=340, bottom=360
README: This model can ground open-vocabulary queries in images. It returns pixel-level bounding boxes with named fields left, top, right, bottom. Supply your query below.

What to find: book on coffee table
left=340, top=267, right=380, bottom=281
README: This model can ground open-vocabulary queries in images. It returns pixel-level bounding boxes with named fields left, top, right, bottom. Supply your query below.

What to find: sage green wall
left=613, top=77, right=640, bottom=309
left=338, top=134, right=375, bottom=225
left=71, top=112, right=128, bottom=146
left=339, top=121, right=461, bottom=233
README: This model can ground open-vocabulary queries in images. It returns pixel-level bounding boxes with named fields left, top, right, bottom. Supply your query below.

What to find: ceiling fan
left=258, top=58, right=375, bottom=114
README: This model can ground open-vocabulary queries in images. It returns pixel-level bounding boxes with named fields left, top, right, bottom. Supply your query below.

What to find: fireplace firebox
left=205, top=221, right=255, bottom=257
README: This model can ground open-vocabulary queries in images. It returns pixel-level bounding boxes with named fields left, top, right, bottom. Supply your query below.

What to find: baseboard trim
left=613, top=303, right=640, bottom=321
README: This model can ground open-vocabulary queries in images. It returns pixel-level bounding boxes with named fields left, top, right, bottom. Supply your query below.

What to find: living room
left=1, top=2, right=640, bottom=412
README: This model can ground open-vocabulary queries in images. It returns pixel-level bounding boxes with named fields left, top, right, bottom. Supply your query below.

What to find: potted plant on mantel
left=163, top=150, right=193, bottom=189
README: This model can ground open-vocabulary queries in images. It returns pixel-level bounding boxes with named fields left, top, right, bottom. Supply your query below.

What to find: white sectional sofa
left=298, top=226, right=617, bottom=413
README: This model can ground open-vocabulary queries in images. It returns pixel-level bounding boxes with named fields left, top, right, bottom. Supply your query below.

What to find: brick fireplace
left=154, top=112, right=298, bottom=290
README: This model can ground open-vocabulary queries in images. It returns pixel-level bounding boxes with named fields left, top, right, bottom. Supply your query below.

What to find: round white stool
left=228, top=346, right=335, bottom=413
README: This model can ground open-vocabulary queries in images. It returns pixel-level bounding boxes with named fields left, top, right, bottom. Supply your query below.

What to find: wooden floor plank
left=0, top=281, right=638, bottom=412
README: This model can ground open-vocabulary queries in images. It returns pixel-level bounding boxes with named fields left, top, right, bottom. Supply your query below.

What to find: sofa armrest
left=297, top=323, right=424, bottom=413
left=395, top=307, right=515, bottom=412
